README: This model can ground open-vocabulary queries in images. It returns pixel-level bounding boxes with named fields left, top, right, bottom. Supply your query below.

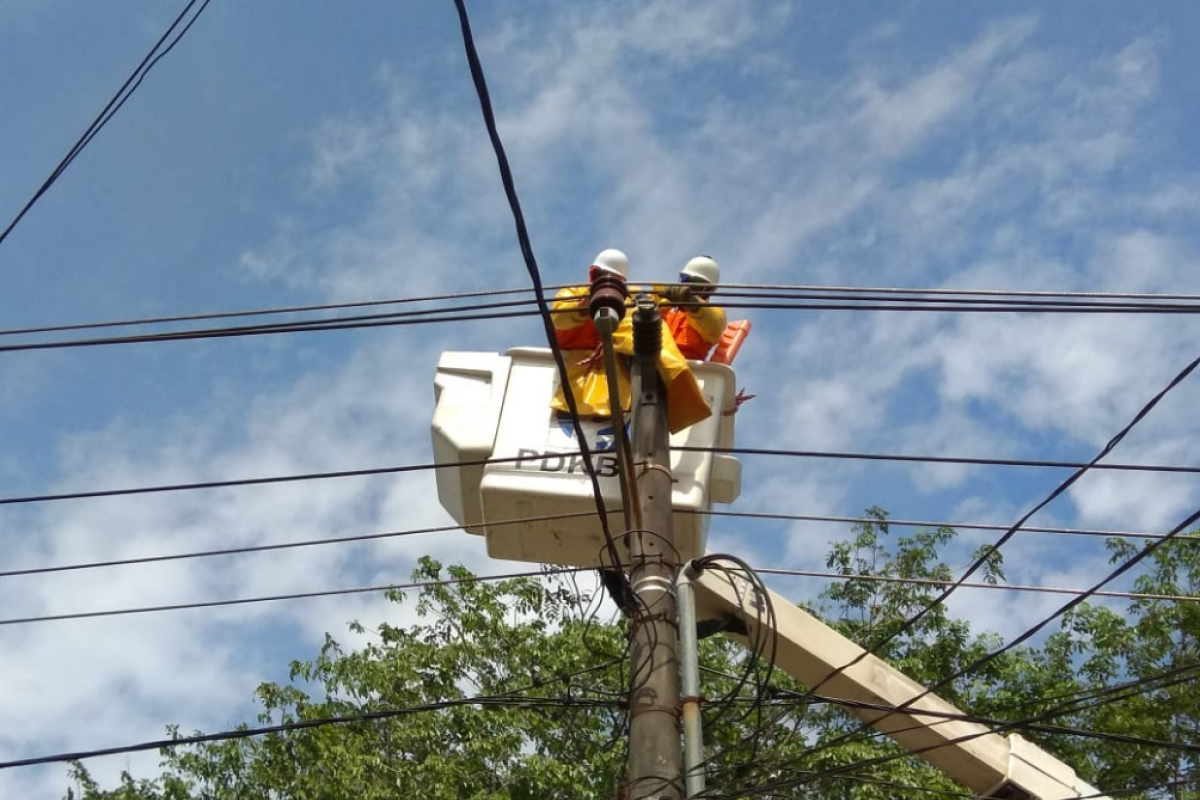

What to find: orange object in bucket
left=710, top=319, right=751, bottom=365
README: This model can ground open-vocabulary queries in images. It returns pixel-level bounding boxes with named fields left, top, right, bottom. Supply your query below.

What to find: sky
left=3, top=1, right=1200, bottom=796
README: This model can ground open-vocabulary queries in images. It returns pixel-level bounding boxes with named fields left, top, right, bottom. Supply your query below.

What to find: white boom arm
left=690, top=566, right=1109, bottom=800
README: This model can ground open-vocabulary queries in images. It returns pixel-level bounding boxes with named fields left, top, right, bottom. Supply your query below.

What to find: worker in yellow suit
left=658, top=255, right=726, bottom=361
left=551, top=249, right=712, bottom=433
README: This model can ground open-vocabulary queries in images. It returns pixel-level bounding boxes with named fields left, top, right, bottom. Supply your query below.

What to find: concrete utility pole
left=625, top=296, right=684, bottom=800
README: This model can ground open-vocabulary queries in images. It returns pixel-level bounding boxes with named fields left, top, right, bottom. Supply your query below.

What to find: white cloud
left=851, top=16, right=1038, bottom=156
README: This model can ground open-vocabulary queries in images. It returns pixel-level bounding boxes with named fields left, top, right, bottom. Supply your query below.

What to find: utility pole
left=625, top=296, right=683, bottom=800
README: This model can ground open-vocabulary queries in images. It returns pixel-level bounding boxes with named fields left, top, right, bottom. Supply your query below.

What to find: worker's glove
left=662, top=284, right=697, bottom=307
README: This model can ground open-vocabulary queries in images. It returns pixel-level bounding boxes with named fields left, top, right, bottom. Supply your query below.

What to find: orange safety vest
left=663, top=307, right=724, bottom=361
left=551, top=286, right=599, bottom=351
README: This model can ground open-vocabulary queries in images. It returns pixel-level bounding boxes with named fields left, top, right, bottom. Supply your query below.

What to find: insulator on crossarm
left=632, top=294, right=661, bottom=359
left=589, top=272, right=629, bottom=333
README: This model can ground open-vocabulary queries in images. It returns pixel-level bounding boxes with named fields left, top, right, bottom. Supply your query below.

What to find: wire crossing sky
left=2, top=2, right=1200, bottom=797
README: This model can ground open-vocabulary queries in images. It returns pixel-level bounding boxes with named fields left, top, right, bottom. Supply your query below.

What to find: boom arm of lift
left=689, top=565, right=1109, bottom=800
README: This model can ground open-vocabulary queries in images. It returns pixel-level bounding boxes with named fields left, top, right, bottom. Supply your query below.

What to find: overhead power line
left=741, top=350, right=1200, bottom=771
left=769, top=694, right=1200, bottom=754
left=9, top=508, right=1186, bottom=601
left=7, top=441, right=1197, bottom=509
left=0, top=662, right=621, bottom=770
left=6, top=285, right=1200, bottom=356
left=0, top=285, right=544, bottom=339
left=784, top=770, right=974, bottom=799
left=0, top=0, right=213, bottom=248
left=719, top=282, right=1200, bottom=302
left=718, top=656, right=1200, bottom=738
left=700, top=659, right=1200, bottom=798
left=755, top=566, right=1200, bottom=604
left=7, top=282, right=1199, bottom=343
left=699, top=508, right=1191, bottom=542
left=0, top=566, right=584, bottom=627
left=0, top=303, right=540, bottom=354
left=678, top=445, right=1200, bottom=475
left=862, top=350, right=1200, bottom=649
left=5, top=510, right=1189, bottom=612
left=0, top=453, right=540, bottom=507
left=0, top=510, right=603, bottom=579
left=790, top=503, right=1200, bottom=777
left=712, top=670, right=1197, bottom=800
left=714, top=298, right=1200, bottom=315
left=940, top=503, right=1200, bottom=688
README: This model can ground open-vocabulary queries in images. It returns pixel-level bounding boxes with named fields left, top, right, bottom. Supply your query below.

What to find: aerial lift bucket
left=432, top=347, right=742, bottom=567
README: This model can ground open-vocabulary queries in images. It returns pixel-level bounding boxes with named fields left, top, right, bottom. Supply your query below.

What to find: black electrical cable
left=0, top=509, right=610, bottom=579
left=786, top=503, right=1200, bottom=776
left=450, top=0, right=631, bottom=606
left=752, top=769, right=1200, bottom=800
left=754, top=659, right=1200, bottom=788
left=721, top=665, right=1200, bottom=800
left=688, top=555, right=782, bottom=787
left=710, top=671, right=1200, bottom=800
left=676, top=445, right=1200, bottom=475
left=1030, top=663, right=1200, bottom=722
left=9, top=281, right=1198, bottom=342
left=713, top=282, right=1200, bottom=302
left=995, top=659, right=1200, bottom=720
left=801, top=695, right=1200, bottom=754
left=754, top=566, right=1200, bottom=604
left=0, top=285, right=547, bottom=338
left=768, top=769, right=975, bottom=799
left=0, top=0, right=214, bottom=248
left=703, top=299, right=1200, bottom=315
left=0, top=452, right=570, bottom=507
left=6, top=507, right=1170, bottom=582
left=786, top=351, right=1200, bottom=718
left=694, top=556, right=778, bottom=727
left=0, top=304, right=541, bottom=354
left=929, top=504, right=1200, bottom=697
left=695, top=508, right=1188, bottom=542
left=0, top=566, right=585, bottom=626
left=707, top=656, right=1200, bottom=766
left=7, top=290, right=1200, bottom=356
left=698, top=287, right=1200, bottom=313
left=14, top=438, right=1186, bottom=510
left=1085, top=778, right=1200, bottom=800
left=14, top=512, right=1191, bottom=605
left=0, top=661, right=622, bottom=770
left=882, top=351, right=1200, bottom=644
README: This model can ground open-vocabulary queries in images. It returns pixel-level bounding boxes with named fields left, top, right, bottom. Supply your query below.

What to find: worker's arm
left=685, top=302, right=727, bottom=344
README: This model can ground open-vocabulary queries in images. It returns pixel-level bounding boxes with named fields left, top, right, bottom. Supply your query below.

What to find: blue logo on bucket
left=556, top=419, right=628, bottom=453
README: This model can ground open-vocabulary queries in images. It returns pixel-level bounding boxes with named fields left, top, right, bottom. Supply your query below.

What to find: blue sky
left=3, top=2, right=1200, bottom=796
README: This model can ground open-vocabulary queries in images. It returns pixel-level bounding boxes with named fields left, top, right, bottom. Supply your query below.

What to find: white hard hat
left=591, top=248, right=629, bottom=279
left=680, top=255, right=720, bottom=285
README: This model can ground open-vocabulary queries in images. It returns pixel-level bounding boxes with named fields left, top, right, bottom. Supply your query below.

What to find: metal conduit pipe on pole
left=625, top=295, right=684, bottom=800
left=677, top=561, right=706, bottom=797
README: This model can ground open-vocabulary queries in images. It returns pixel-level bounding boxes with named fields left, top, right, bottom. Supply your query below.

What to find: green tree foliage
left=64, top=517, right=1200, bottom=800
left=1034, top=536, right=1200, bottom=800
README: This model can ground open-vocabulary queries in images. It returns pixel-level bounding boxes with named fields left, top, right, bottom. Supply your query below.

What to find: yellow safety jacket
left=550, top=286, right=712, bottom=433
